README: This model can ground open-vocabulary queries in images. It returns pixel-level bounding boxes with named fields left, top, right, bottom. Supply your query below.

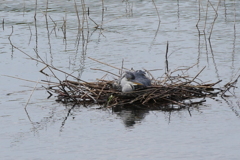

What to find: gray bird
left=118, top=70, right=151, bottom=92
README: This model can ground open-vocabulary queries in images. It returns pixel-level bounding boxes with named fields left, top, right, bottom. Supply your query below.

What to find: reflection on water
left=114, top=108, right=149, bottom=127
left=1, top=0, right=240, bottom=159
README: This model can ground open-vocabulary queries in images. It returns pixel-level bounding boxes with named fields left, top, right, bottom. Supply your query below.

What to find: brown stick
left=88, top=57, right=129, bottom=71
left=90, top=68, right=119, bottom=77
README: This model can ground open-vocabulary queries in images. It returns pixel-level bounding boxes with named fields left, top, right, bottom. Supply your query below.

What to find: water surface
left=0, top=0, right=240, bottom=159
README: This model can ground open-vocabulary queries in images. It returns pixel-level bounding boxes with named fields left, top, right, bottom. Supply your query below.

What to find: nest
left=46, top=62, right=239, bottom=110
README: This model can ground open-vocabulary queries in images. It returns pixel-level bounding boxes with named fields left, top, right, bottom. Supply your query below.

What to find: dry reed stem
left=25, top=80, right=40, bottom=109
left=3, top=75, right=55, bottom=85
left=88, top=57, right=128, bottom=71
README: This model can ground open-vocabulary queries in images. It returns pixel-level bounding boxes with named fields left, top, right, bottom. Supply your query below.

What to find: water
left=1, top=0, right=240, bottom=159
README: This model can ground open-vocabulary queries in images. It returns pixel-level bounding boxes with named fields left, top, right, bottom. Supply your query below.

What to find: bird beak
left=132, top=82, right=143, bottom=85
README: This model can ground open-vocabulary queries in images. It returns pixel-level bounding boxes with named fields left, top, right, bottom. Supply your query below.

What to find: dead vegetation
left=44, top=57, right=239, bottom=110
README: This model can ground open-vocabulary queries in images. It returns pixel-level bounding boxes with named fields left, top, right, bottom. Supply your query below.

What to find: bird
left=118, top=70, right=151, bottom=92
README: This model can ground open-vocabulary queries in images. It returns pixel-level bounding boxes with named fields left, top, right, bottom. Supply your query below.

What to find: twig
left=88, top=57, right=129, bottom=71
left=2, top=75, right=54, bottom=85
left=25, top=81, right=40, bottom=109
left=188, top=66, right=206, bottom=84
left=90, top=68, right=119, bottom=77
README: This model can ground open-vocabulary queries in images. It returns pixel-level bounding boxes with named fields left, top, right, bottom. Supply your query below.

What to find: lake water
left=0, top=0, right=240, bottom=159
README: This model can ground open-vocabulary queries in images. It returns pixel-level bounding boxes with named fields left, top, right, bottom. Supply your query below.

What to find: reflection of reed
left=61, top=15, right=67, bottom=50
left=48, top=15, right=57, bottom=37
left=209, top=41, right=220, bottom=80
left=223, top=0, right=227, bottom=21
left=177, top=0, right=180, bottom=24
left=232, top=0, right=236, bottom=71
left=205, top=1, right=221, bottom=78
left=9, top=26, right=14, bottom=57
left=23, top=0, right=25, bottom=16
left=77, top=0, right=90, bottom=54
left=222, top=97, right=240, bottom=119
left=2, top=18, right=4, bottom=31
left=28, top=24, right=32, bottom=45
left=208, top=0, right=220, bottom=40
left=196, top=4, right=201, bottom=67
left=74, top=0, right=81, bottom=31
left=101, top=0, right=105, bottom=24
left=44, top=0, right=53, bottom=64
left=34, top=0, right=38, bottom=56
left=60, top=105, right=75, bottom=132
left=149, top=0, right=161, bottom=51
left=196, top=0, right=201, bottom=28
left=196, top=0, right=224, bottom=79
left=124, top=0, right=133, bottom=17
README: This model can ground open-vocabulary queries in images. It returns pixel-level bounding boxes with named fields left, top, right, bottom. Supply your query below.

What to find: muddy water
left=0, top=0, right=240, bottom=159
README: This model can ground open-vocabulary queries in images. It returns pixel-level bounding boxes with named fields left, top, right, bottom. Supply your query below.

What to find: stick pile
left=46, top=62, right=239, bottom=110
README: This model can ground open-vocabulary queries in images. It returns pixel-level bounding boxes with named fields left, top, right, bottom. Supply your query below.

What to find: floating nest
left=45, top=62, right=239, bottom=110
